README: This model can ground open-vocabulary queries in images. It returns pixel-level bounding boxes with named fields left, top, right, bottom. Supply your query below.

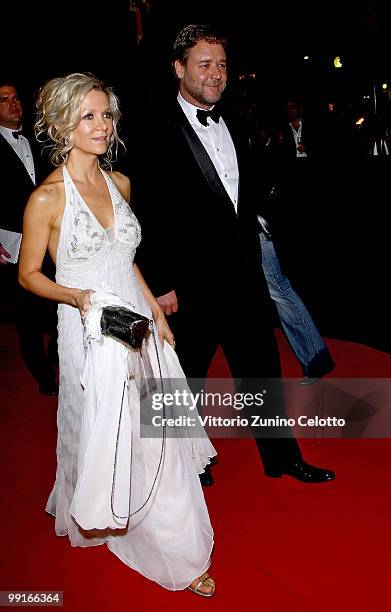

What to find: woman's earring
left=63, top=137, right=69, bottom=146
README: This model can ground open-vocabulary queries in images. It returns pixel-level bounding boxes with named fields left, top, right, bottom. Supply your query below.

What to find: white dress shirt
left=0, top=125, right=36, bottom=184
left=177, top=93, right=239, bottom=213
left=289, top=120, right=307, bottom=158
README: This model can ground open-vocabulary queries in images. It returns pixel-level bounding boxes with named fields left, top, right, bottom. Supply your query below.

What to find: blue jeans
left=260, top=232, right=334, bottom=377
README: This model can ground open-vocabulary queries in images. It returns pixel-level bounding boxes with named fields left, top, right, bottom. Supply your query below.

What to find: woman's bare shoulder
left=29, top=167, right=65, bottom=211
left=108, top=170, right=131, bottom=203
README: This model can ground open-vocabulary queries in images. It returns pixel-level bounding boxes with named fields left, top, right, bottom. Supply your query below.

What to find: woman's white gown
left=46, top=165, right=216, bottom=590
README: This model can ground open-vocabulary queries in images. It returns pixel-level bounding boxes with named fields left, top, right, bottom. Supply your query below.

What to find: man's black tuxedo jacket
left=0, top=132, right=55, bottom=289
left=134, top=101, right=272, bottom=317
left=0, top=132, right=43, bottom=233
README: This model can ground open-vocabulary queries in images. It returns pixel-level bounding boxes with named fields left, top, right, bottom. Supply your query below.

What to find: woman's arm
left=133, top=263, right=175, bottom=346
left=18, top=186, right=93, bottom=316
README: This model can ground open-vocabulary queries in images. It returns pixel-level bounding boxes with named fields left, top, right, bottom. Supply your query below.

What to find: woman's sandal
left=188, top=572, right=216, bottom=597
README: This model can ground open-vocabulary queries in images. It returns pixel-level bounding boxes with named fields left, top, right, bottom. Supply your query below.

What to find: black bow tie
left=196, top=107, right=220, bottom=127
left=12, top=130, right=24, bottom=139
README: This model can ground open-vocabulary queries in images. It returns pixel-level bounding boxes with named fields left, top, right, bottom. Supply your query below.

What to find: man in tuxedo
left=135, top=25, right=335, bottom=485
left=0, top=80, right=58, bottom=395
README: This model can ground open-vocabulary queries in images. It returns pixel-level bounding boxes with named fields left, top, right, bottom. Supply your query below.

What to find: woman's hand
left=74, top=289, right=95, bottom=318
left=131, top=263, right=175, bottom=348
left=153, top=310, right=175, bottom=348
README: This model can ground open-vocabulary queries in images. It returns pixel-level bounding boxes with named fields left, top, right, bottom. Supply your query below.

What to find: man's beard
left=183, top=76, right=225, bottom=106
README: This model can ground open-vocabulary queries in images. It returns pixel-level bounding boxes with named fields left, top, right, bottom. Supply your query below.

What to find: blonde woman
left=19, top=73, right=216, bottom=597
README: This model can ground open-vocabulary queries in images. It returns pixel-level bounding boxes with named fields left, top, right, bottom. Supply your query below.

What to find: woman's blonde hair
left=35, top=72, right=124, bottom=168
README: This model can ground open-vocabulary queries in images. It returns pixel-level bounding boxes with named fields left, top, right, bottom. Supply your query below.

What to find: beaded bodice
left=57, top=165, right=141, bottom=273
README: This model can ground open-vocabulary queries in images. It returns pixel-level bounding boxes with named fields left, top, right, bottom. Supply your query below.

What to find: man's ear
left=174, top=59, right=185, bottom=79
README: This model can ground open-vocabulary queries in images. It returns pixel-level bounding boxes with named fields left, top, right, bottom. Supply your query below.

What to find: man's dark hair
left=172, top=24, right=228, bottom=65
left=0, top=79, right=17, bottom=89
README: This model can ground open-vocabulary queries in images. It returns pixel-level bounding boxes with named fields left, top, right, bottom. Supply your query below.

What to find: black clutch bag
left=100, top=306, right=151, bottom=349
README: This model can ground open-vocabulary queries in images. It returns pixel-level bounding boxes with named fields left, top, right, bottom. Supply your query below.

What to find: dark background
left=4, top=1, right=391, bottom=118
left=2, top=0, right=391, bottom=354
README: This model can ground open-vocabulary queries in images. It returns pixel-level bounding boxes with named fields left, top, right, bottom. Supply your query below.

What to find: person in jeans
left=258, top=218, right=335, bottom=384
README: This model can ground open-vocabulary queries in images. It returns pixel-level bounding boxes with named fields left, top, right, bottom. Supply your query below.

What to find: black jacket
left=133, top=101, right=272, bottom=315
left=0, top=132, right=44, bottom=233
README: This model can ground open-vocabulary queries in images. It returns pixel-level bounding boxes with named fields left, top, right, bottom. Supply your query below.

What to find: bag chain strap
left=110, top=321, right=166, bottom=520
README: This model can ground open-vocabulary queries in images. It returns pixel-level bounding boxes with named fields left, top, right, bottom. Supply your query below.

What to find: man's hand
left=297, top=142, right=306, bottom=154
left=0, top=244, right=11, bottom=265
left=156, top=290, right=178, bottom=315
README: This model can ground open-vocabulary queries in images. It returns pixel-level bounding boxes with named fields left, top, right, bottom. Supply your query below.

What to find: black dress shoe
left=265, top=461, right=335, bottom=483
left=38, top=379, right=59, bottom=396
left=199, top=465, right=214, bottom=487
left=299, top=376, right=321, bottom=386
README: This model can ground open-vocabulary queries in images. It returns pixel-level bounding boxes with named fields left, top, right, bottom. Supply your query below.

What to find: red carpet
left=1, top=323, right=390, bottom=611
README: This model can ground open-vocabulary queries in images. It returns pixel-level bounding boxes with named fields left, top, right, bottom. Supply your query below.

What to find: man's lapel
left=175, top=103, right=238, bottom=212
